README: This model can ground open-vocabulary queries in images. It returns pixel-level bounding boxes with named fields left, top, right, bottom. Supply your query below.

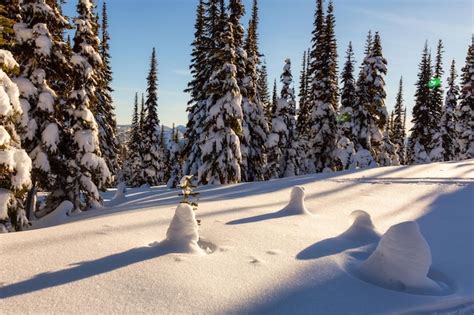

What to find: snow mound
left=157, top=203, right=204, bottom=254
left=280, top=186, right=311, bottom=215
left=32, top=201, right=73, bottom=229
left=357, top=221, right=444, bottom=294
left=339, top=210, right=380, bottom=242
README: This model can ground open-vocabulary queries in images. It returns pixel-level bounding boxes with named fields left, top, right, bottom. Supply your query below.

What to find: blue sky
left=63, top=0, right=473, bottom=127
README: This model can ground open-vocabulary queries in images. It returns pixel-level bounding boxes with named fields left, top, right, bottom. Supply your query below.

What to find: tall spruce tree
left=365, top=32, right=389, bottom=163
left=271, top=79, right=278, bottom=118
left=141, top=48, right=166, bottom=186
left=437, top=60, right=460, bottom=161
left=456, top=36, right=474, bottom=159
left=297, top=50, right=309, bottom=134
left=96, top=0, right=119, bottom=182
left=258, top=59, right=271, bottom=122
left=198, top=18, right=243, bottom=185
left=64, top=0, right=110, bottom=211
left=183, top=0, right=207, bottom=179
left=125, top=93, right=144, bottom=187
left=167, top=124, right=183, bottom=188
left=267, top=59, right=300, bottom=178
left=241, top=0, right=268, bottom=182
left=307, top=0, right=338, bottom=172
left=336, top=42, right=357, bottom=169
left=0, top=50, right=32, bottom=232
left=392, top=77, right=406, bottom=164
left=428, top=40, right=445, bottom=161
left=407, top=42, right=433, bottom=164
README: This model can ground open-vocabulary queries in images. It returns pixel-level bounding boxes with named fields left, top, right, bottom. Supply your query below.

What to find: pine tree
left=392, top=77, right=406, bottom=164
left=96, top=0, right=119, bottom=183
left=258, top=59, right=271, bottom=122
left=271, top=79, right=278, bottom=118
left=408, top=42, right=433, bottom=164
left=339, top=42, right=357, bottom=141
left=365, top=32, right=389, bottom=163
left=125, top=93, right=144, bottom=187
left=167, top=124, right=183, bottom=188
left=63, top=0, right=110, bottom=211
left=297, top=50, right=309, bottom=134
left=436, top=60, right=459, bottom=161
left=267, top=59, right=300, bottom=178
left=307, top=0, right=338, bottom=172
left=336, top=42, right=357, bottom=169
left=183, top=0, right=207, bottom=179
left=198, top=18, right=243, bottom=185
left=13, top=0, right=72, bottom=217
left=456, top=36, right=474, bottom=159
left=141, top=48, right=166, bottom=186
left=241, top=0, right=268, bottom=182
left=0, top=50, right=32, bottom=232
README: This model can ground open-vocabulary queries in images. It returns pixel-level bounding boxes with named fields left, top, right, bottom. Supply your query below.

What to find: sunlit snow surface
left=1, top=160, right=473, bottom=314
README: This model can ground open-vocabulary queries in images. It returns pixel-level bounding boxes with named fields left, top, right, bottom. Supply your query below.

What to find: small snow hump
left=280, top=186, right=311, bottom=215
left=357, top=221, right=443, bottom=294
left=159, top=203, right=204, bottom=255
left=340, top=210, right=380, bottom=242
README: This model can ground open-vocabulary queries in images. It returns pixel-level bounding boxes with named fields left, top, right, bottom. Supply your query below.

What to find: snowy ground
left=1, top=161, right=473, bottom=314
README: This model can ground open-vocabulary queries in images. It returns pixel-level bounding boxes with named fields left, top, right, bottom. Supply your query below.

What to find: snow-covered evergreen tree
left=407, top=42, right=433, bottom=164
left=198, top=19, right=243, bottom=185
left=365, top=32, right=389, bottom=164
left=271, top=79, right=277, bottom=118
left=167, top=124, right=183, bottom=188
left=336, top=42, right=357, bottom=169
left=258, top=59, right=271, bottom=123
left=183, top=0, right=207, bottom=179
left=456, top=36, right=474, bottom=160
left=141, top=48, right=166, bottom=186
left=436, top=60, right=460, bottom=161
left=241, top=0, right=268, bottom=182
left=377, top=127, right=400, bottom=166
left=0, top=50, right=32, bottom=232
left=390, top=77, right=406, bottom=164
left=12, top=0, right=71, bottom=217
left=307, top=0, right=338, bottom=172
left=63, top=0, right=110, bottom=211
left=125, top=93, right=144, bottom=187
left=96, top=0, right=119, bottom=183
left=297, top=50, right=310, bottom=135
left=267, top=59, right=300, bottom=178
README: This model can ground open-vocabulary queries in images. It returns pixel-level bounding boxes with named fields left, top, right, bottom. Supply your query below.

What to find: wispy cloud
left=350, top=7, right=471, bottom=39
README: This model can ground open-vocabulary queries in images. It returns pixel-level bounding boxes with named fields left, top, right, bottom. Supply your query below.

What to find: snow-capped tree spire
left=407, top=42, right=433, bottom=164
left=198, top=18, right=243, bottom=185
left=307, top=0, right=339, bottom=172
left=456, top=35, right=474, bottom=160
left=267, top=59, right=300, bottom=178
left=183, top=0, right=207, bottom=179
left=96, top=0, right=120, bottom=183
left=64, top=0, right=111, bottom=211
left=392, top=77, right=406, bottom=164
left=141, top=48, right=167, bottom=185
left=124, top=93, right=144, bottom=187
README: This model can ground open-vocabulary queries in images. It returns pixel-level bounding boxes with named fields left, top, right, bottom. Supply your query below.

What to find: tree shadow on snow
left=226, top=208, right=300, bottom=225
left=0, top=245, right=171, bottom=299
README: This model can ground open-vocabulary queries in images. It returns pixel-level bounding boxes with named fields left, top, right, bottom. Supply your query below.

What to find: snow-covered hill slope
left=1, top=161, right=473, bottom=314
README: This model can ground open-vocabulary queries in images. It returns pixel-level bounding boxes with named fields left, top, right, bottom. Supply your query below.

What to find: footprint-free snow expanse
left=1, top=161, right=473, bottom=314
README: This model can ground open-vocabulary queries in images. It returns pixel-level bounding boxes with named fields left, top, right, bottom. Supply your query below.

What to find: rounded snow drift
left=349, top=221, right=454, bottom=295
left=339, top=210, right=380, bottom=242
left=158, top=203, right=205, bottom=255
left=280, top=186, right=311, bottom=215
